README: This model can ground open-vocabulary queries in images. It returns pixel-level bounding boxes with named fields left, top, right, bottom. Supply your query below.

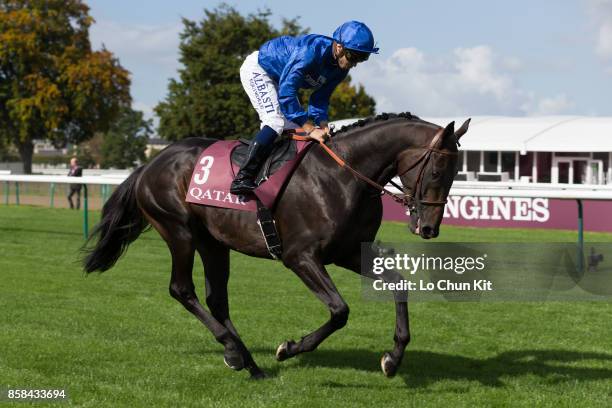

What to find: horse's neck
left=334, top=120, right=435, bottom=183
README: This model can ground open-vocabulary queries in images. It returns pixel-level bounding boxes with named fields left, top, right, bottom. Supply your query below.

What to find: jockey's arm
left=277, top=60, right=329, bottom=142
left=278, top=51, right=314, bottom=128
left=307, top=72, right=346, bottom=138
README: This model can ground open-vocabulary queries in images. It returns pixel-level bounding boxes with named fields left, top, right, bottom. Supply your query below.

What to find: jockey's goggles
left=344, top=48, right=370, bottom=64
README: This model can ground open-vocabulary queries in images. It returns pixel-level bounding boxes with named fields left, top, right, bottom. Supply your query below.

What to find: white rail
left=388, top=179, right=612, bottom=201
left=0, top=174, right=125, bottom=185
left=3, top=175, right=612, bottom=200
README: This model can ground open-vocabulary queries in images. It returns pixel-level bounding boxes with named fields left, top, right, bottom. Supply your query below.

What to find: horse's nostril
left=421, top=225, right=433, bottom=236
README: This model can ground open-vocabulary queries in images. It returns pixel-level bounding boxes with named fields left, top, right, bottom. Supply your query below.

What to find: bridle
left=392, top=128, right=458, bottom=215
left=291, top=127, right=458, bottom=214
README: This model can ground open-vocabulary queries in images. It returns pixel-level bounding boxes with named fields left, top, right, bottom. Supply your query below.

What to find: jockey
left=230, top=20, right=379, bottom=195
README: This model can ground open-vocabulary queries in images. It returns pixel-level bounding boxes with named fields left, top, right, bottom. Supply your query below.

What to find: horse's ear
left=439, top=121, right=455, bottom=146
left=432, top=121, right=455, bottom=148
left=454, top=118, right=471, bottom=145
left=444, top=121, right=455, bottom=135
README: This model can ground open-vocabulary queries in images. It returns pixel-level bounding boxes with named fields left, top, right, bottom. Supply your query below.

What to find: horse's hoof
left=224, top=351, right=245, bottom=371
left=275, top=340, right=295, bottom=361
left=381, top=352, right=398, bottom=377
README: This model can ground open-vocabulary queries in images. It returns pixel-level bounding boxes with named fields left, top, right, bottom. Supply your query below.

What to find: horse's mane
left=330, top=112, right=422, bottom=136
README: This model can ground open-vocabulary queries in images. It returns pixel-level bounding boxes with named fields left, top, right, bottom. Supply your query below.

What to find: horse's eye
left=432, top=171, right=441, bottom=178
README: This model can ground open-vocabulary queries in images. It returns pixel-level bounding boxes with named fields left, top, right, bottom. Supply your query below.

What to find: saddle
left=230, top=136, right=297, bottom=185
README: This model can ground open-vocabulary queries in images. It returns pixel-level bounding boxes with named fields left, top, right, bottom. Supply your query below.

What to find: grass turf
left=1, top=205, right=611, bottom=407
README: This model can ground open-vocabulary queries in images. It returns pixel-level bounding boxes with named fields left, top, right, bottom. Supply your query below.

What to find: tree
left=155, top=4, right=375, bottom=141
left=328, top=76, right=376, bottom=119
left=77, top=132, right=104, bottom=166
left=299, top=75, right=376, bottom=121
left=100, top=107, right=151, bottom=169
left=0, top=135, right=8, bottom=160
left=0, top=0, right=131, bottom=173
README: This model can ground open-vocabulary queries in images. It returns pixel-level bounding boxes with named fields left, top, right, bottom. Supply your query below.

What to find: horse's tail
left=83, top=166, right=148, bottom=273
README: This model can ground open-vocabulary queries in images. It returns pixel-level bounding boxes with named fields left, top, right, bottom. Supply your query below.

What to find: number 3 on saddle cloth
left=185, top=135, right=313, bottom=212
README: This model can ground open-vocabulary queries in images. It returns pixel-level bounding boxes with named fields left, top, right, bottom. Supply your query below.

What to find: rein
left=318, top=140, right=409, bottom=205
left=291, top=133, right=406, bottom=204
left=291, top=128, right=457, bottom=208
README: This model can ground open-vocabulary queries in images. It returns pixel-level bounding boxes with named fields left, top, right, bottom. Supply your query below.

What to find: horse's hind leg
left=335, top=247, right=410, bottom=377
left=196, top=238, right=265, bottom=379
left=275, top=251, right=349, bottom=361
left=165, top=228, right=245, bottom=373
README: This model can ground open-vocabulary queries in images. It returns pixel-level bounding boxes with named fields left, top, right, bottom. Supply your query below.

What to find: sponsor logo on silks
left=189, top=187, right=248, bottom=206
left=304, top=74, right=327, bottom=88
left=443, top=196, right=550, bottom=222
left=252, top=72, right=274, bottom=114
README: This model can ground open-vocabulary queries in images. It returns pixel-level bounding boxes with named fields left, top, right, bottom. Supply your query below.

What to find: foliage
left=100, top=108, right=151, bottom=169
left=75, top=147, right=96, bottom=169
left=299, top=75, right=375, bottom=121
left=0, top=0, right=131, bottom=172
left=77, top=132, right=104, bottom=166
left=30, top=153, right=91, bottom=167
left=0, top=136, right=16, bottom=160
left=155, top=4, right=375, bottom=141
left=328, top=76, right=376, bottom=119
left=29, top=106, right=151, bottom=170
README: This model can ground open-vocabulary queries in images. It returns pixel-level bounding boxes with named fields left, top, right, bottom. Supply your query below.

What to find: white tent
left=331, top=116, right=612, bottom=153
left=424, top=116, right=612, bottom=153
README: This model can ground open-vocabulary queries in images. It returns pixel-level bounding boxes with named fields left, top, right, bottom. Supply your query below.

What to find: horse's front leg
left=275, top=251, right=349, bottom=361
left=335, top=247, right=410, bottom=377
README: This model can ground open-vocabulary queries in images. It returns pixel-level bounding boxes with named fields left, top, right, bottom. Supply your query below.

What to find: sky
left=86, top=0, right=612, bottom=125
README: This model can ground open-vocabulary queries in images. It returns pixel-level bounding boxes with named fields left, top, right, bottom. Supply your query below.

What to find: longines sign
left=443, top=196, right=550, bottom=222
left=381, top=195, right=612, bottom=232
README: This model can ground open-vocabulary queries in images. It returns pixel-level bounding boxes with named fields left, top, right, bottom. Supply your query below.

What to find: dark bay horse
left=84, top=113, right=469, bottom=379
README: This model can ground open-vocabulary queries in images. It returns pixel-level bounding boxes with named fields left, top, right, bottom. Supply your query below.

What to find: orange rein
left=290, top=133, right=346, bottom=166
left=289, top=131, right=407, bottom=205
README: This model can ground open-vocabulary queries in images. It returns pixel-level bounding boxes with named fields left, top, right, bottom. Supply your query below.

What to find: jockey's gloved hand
left=308, top=128, right=328, bottom=143
left=304, top=120, right=329, bottom=143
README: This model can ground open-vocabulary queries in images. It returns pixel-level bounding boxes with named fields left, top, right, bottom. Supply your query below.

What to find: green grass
left=1, top=205, right=611, bottom=407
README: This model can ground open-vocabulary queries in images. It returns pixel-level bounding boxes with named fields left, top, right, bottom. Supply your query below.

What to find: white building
left=332, top=116, right=612, bottom=185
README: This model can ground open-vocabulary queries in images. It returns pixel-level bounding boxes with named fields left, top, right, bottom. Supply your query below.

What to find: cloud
left=89, top=20, right=182, bottom=70
left=598, top=23, right=612, bottom=57
left=350, top=45, right=574, bottom=116
left=587, top=0, right=612, bottom=71
left=531, top=94, right=575, bottom=116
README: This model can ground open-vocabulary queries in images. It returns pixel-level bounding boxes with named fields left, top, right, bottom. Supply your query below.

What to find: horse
left=83, top=112, right=469, bottom=379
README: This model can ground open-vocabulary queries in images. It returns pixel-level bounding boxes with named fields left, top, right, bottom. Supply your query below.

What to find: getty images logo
left=372, top=253, right=488, bottom=275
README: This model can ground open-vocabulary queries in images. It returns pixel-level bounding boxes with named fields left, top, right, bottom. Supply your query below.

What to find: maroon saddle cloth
left=185, top=137, right=312, bottom=212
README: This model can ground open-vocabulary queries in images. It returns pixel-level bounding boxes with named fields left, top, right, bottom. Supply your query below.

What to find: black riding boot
left=230, top=141, right=269, bottom=195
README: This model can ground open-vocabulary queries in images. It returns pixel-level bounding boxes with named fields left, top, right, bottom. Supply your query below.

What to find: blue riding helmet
left=332, top=21, right=379, bottom=54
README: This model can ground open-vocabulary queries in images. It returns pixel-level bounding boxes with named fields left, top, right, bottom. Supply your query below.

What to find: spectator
left=67, top=157, right=83, bottom=209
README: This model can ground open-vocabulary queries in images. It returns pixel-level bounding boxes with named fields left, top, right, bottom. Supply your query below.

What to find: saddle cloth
left=185, top=137, right=312, bottom=212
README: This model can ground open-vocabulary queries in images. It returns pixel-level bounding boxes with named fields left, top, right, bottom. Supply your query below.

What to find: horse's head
left=397, top=119, right=470, bottom=239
